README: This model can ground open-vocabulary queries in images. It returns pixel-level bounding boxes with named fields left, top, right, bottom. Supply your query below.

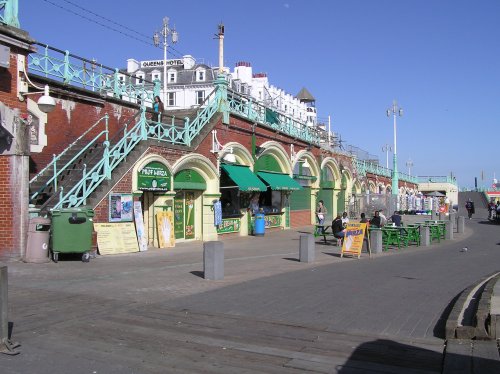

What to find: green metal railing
left=417, top=176, right=457, bottom=186
left=227, top=89, right=321, bottom=145
left=0, top=0, right=19, bottom=27
left=29, top=114, right=109, bottom=202
left=28, top=42, right=160, bottom=104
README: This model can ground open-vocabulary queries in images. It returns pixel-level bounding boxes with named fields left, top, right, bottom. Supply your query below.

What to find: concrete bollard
left=421, top=226, right=430, bottom=246
left=457, top=216, right=465, bottom=234
left=449, top=212, right=457, bottom=232
left=0, top=267, right=7, bottom=345
left=203, top=241, right=224, bottom=280
left=299, top=234, right=315, bottom=263
left=445, top=220, right=454, bottom=240
left=370, top=230, right=382, bottom=254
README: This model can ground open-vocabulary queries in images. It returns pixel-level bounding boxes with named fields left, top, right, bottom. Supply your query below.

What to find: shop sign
left=217, top=218, right=241, bottom=234
left=138, top=161, right=171, bottom=191
left=251, top=214, right=282, bottom=228
left=293, top=174, right=317, bottom=181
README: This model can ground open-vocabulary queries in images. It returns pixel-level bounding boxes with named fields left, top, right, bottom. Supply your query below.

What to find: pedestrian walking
left=465, top=199, right=475, bottom=219
left=153, top=95, right=164, bottom=122
left=316, top=200, right=327, bottom=226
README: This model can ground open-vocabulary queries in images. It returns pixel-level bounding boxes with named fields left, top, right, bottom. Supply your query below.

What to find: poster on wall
left=185, top=192, right=195, bottom=239
left=156, top=211, right=175, bottom=248
left=174, top=195, right=184, bottom=239
left=94, top=222, right=139, bottom=255
left=133, top=201, right=148, bottom=252
left=109, top=193, right=133, bottom=222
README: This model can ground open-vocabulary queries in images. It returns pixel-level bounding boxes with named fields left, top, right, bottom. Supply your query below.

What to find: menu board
left=341, top=223, right=369, bottom=259
left=156, top=211, right=175, bottom=248
left=94, top=222, right=139, bottom=255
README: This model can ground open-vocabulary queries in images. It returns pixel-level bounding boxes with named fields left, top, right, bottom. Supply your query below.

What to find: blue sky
left=19, top=0, right=500, bottom=188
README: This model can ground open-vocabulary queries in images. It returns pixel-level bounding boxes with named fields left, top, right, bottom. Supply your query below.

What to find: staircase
left=29, top=89, right=222, bottom=213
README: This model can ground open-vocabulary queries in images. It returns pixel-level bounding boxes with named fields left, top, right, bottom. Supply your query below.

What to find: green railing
left=417, top=176, right=458, bottom=186
left=29, top=114, right=109, bottom=202
left=28, top=42, right=160, bottom=105
left=0, top=0, right=19, bottom=28
left=227, top=89, right=321, bottom=145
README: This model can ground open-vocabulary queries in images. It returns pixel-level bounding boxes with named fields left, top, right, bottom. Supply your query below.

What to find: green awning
left=221, top=164, right=267, bottom=192
left=174, top=169, right=207, bottom=190
left=257, top=172, right=303, bottom=191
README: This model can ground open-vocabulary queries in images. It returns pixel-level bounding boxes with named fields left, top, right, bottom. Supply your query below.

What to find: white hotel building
left=123, top=56, right=318, bottom=126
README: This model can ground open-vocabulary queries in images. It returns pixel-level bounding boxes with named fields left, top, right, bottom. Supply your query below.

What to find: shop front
left=318, top=166, right=335, bottom=222
left=134, top=159, right=175, bottom=248
left=218, top=163, right=267, bottom=235
left=253, top=154, right=301, bottom=231
left=173, top=169, right=207, bottom=241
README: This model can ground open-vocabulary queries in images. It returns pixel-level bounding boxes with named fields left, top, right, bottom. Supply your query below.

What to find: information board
left=94, top=222, right=139, bottom=255
left=341, top=223, right=369, bottom=259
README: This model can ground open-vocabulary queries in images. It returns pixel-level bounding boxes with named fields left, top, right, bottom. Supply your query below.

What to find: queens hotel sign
left=140, top=59, right=184, bottom=68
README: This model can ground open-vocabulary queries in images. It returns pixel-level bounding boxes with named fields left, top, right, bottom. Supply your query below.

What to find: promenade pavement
left=0, top=213, right=497, bottom=373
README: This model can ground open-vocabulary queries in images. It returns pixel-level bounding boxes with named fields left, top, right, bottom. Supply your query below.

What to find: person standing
left=465, top=199, right=475, bottom=219
left=316, top=200, right=327, bottom=226
left=379, top=210, right=387, bottom=227
left=153, top=95, right=164, bottom=123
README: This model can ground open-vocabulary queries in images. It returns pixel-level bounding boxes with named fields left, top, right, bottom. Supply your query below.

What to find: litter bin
left=24, top=217, right=51, bottom=263
left=254, top=213, right=265, bottom=236
left=50, top=207, right=94, bottom=262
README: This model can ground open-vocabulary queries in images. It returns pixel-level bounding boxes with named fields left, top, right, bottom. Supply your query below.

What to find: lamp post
left=386, top=100, right=403, bottom=196
left=153, top=17, right=178, bottom=105
left=406, top=158, right=414, bottom=176
left=382, top=144, right=392, bottom=169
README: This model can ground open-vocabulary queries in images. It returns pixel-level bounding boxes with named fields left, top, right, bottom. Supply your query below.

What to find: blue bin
left=254, top=213, right=265, bottom=236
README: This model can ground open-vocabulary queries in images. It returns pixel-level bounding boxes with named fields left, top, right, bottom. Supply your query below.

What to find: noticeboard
left=94, top=222, right=139, bottom=255
left=341, top=223, right=369, bottom=259
left=156, top=211, right=175, bottom=248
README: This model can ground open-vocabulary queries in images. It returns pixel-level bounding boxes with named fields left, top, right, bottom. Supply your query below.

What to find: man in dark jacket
left=369, top=211, right=382, bottom=228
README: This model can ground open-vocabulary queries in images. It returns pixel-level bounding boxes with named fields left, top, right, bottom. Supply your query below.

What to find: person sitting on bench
left=332, top=215, right=345, bottom=240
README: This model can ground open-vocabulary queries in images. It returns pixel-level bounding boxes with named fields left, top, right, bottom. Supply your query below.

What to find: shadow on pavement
left=322, top=252, right=342, bottom=258
left=433, top=290, right=463, bottom=339
left=334, top=338, right=443, bottom=373
left=189, top=270, right=204, bottom=279
left=282, top=257, right=300, bottom=262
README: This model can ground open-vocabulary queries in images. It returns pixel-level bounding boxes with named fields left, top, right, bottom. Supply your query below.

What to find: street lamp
left=386, top=100, right=403, bottom=196
left=382, top=144, right=392, bottom=169
left=153, top=17, right=178, bottom=105
left=406, top=158, right=414, bottom=176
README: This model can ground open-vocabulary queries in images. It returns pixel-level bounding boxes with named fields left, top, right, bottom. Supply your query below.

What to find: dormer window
left=168, top=71, right=177, bottom=83
left=135, top=73, right=144, bottom=84
left=196, top=69, right=205, bottom=82
left=151, top=70, right=161, bottom=82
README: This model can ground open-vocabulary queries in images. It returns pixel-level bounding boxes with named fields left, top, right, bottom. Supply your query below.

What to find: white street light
left=382, top=143, right=392, bottom=169
left=406, top=158, right=414, bottom=176
left=153, top=17, right=179, bottom=105
left=387, top=100, right=403, bottom=196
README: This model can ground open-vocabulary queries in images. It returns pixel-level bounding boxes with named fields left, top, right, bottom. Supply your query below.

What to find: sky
left=18, top=0, right=500, bottom=189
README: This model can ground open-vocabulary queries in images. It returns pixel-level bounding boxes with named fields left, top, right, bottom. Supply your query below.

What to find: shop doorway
left=174, top=191, right=197, bottom=240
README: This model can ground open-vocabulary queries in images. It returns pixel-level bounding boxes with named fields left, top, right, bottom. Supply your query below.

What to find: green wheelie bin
left=50, top=207, right=94, bottom=262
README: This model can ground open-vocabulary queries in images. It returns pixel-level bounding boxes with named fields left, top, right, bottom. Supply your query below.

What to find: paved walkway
left=1, top=214, right=498, bottom=373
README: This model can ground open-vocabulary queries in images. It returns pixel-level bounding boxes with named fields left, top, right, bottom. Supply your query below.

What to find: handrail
left=30, top=114, right=109, bottom=185
left=28, top=42, right=161, bottom=105
left=53, top=109, right=148, bottom=209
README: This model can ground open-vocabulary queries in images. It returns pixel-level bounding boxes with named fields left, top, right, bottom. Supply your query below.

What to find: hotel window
left=196, top=70, right=205, bottom=82
left=135, top=74, right=144, bottom=84
left=167, top=92, right=176, bottom=106
left=196, top=90, right=205, bottom=105
left=168, top=72, right=176, bottom=83
left=152, top=73, right=160, bottom=81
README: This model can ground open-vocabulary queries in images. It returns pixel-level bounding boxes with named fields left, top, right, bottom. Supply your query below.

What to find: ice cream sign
left=138, top=161, right=171, bottom=191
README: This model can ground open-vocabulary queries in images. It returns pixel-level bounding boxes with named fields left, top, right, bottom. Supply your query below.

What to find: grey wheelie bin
left=50, top=207, right=94, bottom=262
